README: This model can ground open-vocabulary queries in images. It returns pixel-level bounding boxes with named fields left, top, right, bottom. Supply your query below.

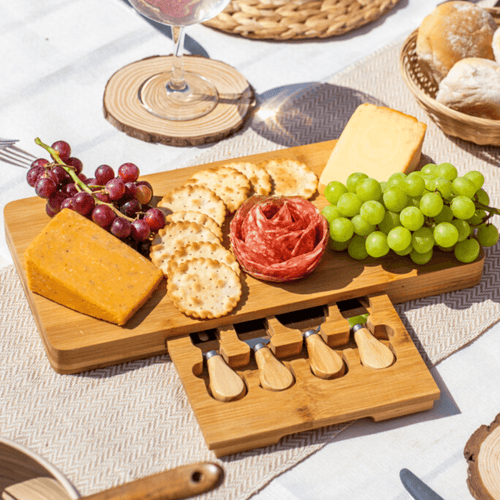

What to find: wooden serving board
left=167, top=292, right=441, bottom=457
left=4, top=139, right=484, bottom=374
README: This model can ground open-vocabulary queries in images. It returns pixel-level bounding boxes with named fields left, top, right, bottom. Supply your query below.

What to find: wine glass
left=128, top=0, right=231, bottom=121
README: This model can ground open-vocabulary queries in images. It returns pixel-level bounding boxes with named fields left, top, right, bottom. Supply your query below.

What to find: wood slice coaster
left=465, top=413, right=500, bottom=499
left=103, top=55, right=255, bottom=147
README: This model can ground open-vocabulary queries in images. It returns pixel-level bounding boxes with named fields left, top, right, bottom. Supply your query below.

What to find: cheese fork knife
left=205, top=350, right=246, bottom=402
left=352, top=323, right=394, bottom=369
left=400, top=468, right=446, bottom=500
left=244, top=337, right=295, bottom=391
left=303, top=328, right=345, bottom=379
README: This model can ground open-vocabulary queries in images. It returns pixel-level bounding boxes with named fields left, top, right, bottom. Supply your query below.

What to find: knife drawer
left=167, top=292, right=440, bottom=457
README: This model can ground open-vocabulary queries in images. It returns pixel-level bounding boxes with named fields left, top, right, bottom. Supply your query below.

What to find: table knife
left=400, top=468, right=445, bottom=500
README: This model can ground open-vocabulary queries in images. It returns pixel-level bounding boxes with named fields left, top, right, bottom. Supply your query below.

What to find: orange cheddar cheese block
left=319, top=103, right=427, bottom=192
left=24, top=209, right=164, bottom=325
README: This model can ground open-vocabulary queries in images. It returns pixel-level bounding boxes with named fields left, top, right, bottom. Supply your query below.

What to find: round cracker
left=150, top=221, right=220, bottom=276
left=167, top=257, right=242, bottom=319
left=166, top=210, right=223, bottom=241
left=158, top=184, right=226, bottom=226
left=262, top=158, right=318, bottom=200
left=185, top=166, right=251, bottom=213
left=167, top=240, right=240, bottom=277
left=222, top=161, right=272, bottom=196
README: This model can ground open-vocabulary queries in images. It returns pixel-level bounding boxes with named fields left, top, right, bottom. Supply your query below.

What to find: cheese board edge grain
left=3, top=139, right=485, bottom=374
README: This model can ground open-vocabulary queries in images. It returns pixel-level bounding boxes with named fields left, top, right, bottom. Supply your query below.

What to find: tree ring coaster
left=465, top=412, right=500, bottom=499
left=103, top=55, right=255, bottom=147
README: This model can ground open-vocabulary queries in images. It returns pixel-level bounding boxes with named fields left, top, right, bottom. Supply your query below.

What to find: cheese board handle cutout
left=205, top=351, right=246, bottom=402
left=321, top=303, right=351, bottom=347
left=264, top=316, right=303, bottom=358
left=359, top=294, right=396, bottom=340
left=254, top=343, right=295, bottom=391
left=304, top=329, right=345, bottom=379
left=352, top=324, right=395, bottom=370
left=216, top=325, right=251, bottom=368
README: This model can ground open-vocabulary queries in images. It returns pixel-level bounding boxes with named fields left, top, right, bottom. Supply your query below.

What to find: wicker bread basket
left=400, top=8, right=500, bottom=147
left=203, top=0, right=402, bottom=40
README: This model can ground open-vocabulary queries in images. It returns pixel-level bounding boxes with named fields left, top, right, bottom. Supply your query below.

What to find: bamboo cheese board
left=4, top=139, right=484, bottom=377
left=167, top=292, right=441, bottom=457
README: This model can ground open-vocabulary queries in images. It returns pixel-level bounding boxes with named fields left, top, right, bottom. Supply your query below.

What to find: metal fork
left=0, top=138, right=19, bottom=147
left=0, top=140, right=37, bottom=169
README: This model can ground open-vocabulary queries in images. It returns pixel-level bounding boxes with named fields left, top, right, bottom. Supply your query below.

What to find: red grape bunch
left=27, top=138, right=166, bottom=254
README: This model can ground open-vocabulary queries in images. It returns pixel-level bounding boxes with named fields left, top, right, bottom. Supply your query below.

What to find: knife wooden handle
left=81, top=463, right=224, bottom=500
left=206, top=352, right=246, bottom=402
left=254, top=346, right=294, bottom=391
left=305, top=332, right=345, bottom=379
left=353, top=325, right=394, bottom=370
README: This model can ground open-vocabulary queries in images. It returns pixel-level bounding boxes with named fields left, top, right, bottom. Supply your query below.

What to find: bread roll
left=493, top=27, right=500, bottom=63
left=435, top=58, right=500, bottom=120
left=416, top=1, right=497, bottom=82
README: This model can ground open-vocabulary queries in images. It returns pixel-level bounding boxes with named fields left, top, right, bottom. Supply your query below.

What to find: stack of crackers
left=150, top=158, right=318, bottom=319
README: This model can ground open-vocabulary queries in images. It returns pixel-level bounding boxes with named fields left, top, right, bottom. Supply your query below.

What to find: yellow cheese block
left=319, top=103, right=427, bottom=191
left=24, top=209, right=164, bottom=325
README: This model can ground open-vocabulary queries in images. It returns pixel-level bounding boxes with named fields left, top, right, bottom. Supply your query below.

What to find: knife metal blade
left=400, top=468, right=445, bottom=500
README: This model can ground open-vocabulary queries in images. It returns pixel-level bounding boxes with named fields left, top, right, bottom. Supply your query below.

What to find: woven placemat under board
left=203, top=0, right=402, bottom=40
left=3, top=36, right=500, bottom=500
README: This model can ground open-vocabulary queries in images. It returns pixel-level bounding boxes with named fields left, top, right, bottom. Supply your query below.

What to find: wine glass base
left=103, top=55, right=255, bottom=146
left=139, top=71, right=218, bottom=121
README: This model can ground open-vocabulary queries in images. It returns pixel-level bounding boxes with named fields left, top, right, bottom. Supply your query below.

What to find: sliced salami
left=230, top=195, right=329, bottom=282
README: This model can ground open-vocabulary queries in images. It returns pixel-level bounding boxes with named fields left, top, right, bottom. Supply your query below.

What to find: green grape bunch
left=321, top=163, right=500, bottom=265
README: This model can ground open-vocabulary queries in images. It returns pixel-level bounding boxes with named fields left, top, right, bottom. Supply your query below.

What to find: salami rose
left=230, top=195, right=329, bottom=282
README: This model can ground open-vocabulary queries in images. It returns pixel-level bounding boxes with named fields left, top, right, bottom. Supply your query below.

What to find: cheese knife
left=400, top=468, right=445, bottom=500
left=303, top=328, right=345, bottom=379
left=244, top=338, right=295, bottom=391
left=352, top=323, right=394, bottom=369
left=205, top=350, right=246, bottom=402
left=2, top=462, right=224, bottom=500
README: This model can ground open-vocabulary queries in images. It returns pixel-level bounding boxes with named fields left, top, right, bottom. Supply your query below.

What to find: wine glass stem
left=168, top=25, right=187, bottom=92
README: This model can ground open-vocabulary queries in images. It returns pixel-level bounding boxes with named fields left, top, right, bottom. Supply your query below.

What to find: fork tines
left=0, top=139, right=19, bottom=147
left=0, top=145, right=37, bottom=169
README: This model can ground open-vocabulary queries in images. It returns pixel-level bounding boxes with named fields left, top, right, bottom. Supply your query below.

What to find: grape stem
left=34, top=137, right=135, bottom=222
left=440, top=194, right=499, bottom=227
left=475, top=201, right=500, bottom=224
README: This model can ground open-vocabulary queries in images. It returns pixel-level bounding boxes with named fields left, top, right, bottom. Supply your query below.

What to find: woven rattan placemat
left=2, top=36, right=500, bottom=500
left=203, top=0, right=402, bottom=40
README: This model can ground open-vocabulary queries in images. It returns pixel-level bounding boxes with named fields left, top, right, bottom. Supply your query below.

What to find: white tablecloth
left=2, top=1, right=500, bottom=499
left=0, top=0, right=451, bottom=268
